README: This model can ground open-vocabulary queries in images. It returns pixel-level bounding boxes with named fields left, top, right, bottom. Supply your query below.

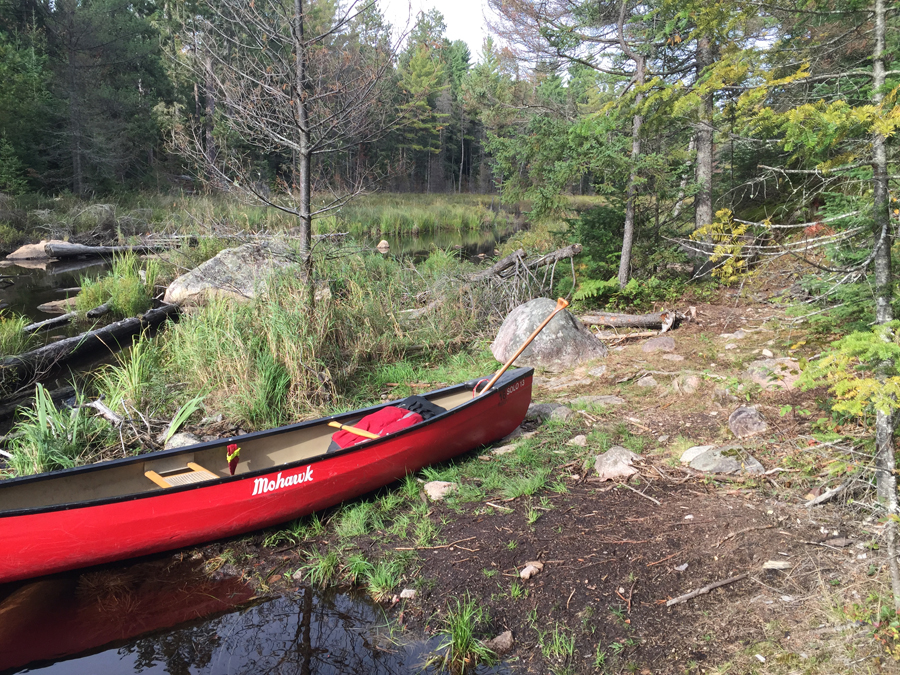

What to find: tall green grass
left=7, top=384, right=110, bottom=476
left=0, top=312, right=34, bottom=355
left=76, top=252, right=160, bottom=318
left=160, top=250, right=490, bottom=428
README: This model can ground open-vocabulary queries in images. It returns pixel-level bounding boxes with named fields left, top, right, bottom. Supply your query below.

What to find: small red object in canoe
left=0, top=368, right=533, bottom=584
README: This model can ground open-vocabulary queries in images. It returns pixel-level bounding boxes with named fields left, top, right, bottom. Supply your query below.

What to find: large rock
left=164, top=241, right=299, bottom=306
left=526, top=402, right=573, bottom=423
left=491, top=298, right=608, bottom=372
left=642, top=336, right=676, bottom=353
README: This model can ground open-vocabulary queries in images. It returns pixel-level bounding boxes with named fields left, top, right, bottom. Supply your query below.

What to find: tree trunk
left=695, top=37, right=714, bottom=232
left=293, top=0, right=313, bottom=283
left=618, top=56, right=643, bottom=288
left=579, top=310, right=677, bottom=330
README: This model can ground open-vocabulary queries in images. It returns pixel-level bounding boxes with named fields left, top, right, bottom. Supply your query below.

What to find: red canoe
left=0, top=368, right=533, bottom=584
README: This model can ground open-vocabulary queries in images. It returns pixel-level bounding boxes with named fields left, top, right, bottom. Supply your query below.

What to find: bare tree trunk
left=870, top=0, right=900, bottom=610
left=204, top=54, right=217, bottom=169
left=695, top=37, right=714, bottom=231
left=293, top=0, right=312, bottom=282
left=618, top=57, right=643, bottom=288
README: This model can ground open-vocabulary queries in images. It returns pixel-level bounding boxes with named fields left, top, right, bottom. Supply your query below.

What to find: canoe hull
left=0, top=369, right=532, bottom=584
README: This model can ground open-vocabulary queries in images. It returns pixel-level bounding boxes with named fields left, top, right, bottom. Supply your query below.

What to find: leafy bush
left=575, top=275, right=686, bottom=310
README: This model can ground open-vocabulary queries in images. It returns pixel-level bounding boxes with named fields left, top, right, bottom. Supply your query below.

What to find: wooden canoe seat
left=145, top=462, right=218, bottom=488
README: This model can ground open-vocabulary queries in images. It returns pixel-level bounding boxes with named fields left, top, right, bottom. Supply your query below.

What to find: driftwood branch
left=580, top=310, right=677, bottom=331
left=23, top=303, right=110, bottom=334
left=1, top=304, right=179, bottom=395
left=78, top=399, right=124, bottom=426
left=43, top=242, right=172, bottom=260
left=666, top=573, right=749, bottom=607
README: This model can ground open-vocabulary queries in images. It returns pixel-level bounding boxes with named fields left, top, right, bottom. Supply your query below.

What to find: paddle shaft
left=327, top=420, right=380, bottom=440
left=477, top=297, right=569, bottom=396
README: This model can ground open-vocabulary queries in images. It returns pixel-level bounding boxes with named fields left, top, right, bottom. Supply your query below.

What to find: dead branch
left=666, top=573, right=749, bottom=607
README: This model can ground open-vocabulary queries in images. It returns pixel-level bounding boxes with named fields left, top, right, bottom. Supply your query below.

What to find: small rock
left=674, top=374, right=701, bottom=395
left=499, top=427, right=537, bottom=443
left=491, top=444, right=516, bottom=456
left=588, top=365, right=608, bottom=378
left=728, top=406, right=769, bottom=438
left=291, top=569, right=303, bottom=581
left=712, top=387, right=739, bottom=404
left=376, top=239, right=390, bottom=251
left=762, top=348, right=774, bottom=358
left=400, top=588, right=417, bottom=599
left=725, top=343, right=738, bottom=350
left=424, top=481, right=458, bottom=501
left=636, top=375, right=658, bottom=388
left=662, top=354, right=685, bottom=361
left=164, top=432, right=202, bottom=450
left=483, top=630, right=514, bottom=655
left=689, top=445, right=764, bottom=474
left=642, top=336, right=676, bottom=353
left=674, top=563, right=688, bottom=572
left=732, top=329, right=747, bottom=339
left=657, top=434, right=670, bottom=444
left=544, top=376, right=592, bottom=391
left=520, top=561, right=544, bottom=579
left=567, top=435, right=588, bottom=447
left=594, top=445, right=641, bottom=481
left=680, top=445, right=715, bottom=464
left=571, top=395, right=625, bottom=407
left=746, top=357, right=801, bottom=391
left=683, top=514, right=694, bottom=520
left=526, top=402, right=573, bottom=422
left=823, top=537, right=854, bottom=548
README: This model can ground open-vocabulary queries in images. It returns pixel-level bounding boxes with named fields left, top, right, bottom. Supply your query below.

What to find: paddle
left=327, top=420, right=381, bottom=440
left=474, top=297, right=569, bottom=396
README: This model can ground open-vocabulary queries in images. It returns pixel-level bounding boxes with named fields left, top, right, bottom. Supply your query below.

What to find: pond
left=0, top=555, right=510, bottom=675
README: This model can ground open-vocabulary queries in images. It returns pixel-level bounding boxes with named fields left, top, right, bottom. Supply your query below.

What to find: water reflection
left=0, top=260, right=108, bottom=325
left=361, top=222, right=523, bottom=261
left=8, top=577, right=510, bottom=675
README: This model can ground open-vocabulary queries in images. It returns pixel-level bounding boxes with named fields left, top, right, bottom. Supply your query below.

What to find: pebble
left=567, top=435, right=588, bottom=447
left=762, top=348, right=774, bottom=357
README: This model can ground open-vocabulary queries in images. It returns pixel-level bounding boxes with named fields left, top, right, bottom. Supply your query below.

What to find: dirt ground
left=219, top=283, right=895, bottom=674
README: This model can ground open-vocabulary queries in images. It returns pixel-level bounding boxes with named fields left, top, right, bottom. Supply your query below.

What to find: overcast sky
left=379, top=0, right=496, bottom=58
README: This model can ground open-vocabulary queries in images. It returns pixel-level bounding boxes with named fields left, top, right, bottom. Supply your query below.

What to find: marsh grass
left=433, top=594, right=497, bottom=673
left=76, top=253, right=159, bottom=318
left=365, top=557, right=403, bottom=601
left=8, top=384, right=110, bottom=476
left=94, top=334, right=163, bottom=413
left=0, top=312, right=34, bottom=356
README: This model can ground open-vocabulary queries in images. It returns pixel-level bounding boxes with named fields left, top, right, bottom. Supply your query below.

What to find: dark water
left=0, top=259, right=108, bottom=327
left=361, top=221, right=524, bottom=260
left=0, top=556, right=509, bottom=675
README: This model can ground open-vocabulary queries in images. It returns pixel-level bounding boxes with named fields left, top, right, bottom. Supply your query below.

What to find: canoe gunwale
left=0, top=367, right=534, bottom=519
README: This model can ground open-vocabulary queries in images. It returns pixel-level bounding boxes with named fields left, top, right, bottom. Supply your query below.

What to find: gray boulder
left=728, top=406, right=768, bottom=438
left=164, top=241, right=299, bottom=306
left=491, top=297, right=608, bottom=371
left=526, top=402, right=573, bottom=423
left=594, top=445, right=641, bottom=481
left=642, top=336, right=675, bottom=353
left=746, top=358, right=801, bottom=391
left=688, top=445, right=764, bottom=475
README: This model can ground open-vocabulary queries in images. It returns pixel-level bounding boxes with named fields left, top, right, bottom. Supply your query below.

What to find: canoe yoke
left=145, top=462, right=218, bottom=489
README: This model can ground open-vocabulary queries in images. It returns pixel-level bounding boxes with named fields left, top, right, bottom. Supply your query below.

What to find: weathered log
left=43, top=242, right=171, bottom=260
left=24, top=303, right=112, bottom=334
left=0, top=385, right=76, bottom=421
left=580, top=310, right=677, bottom=331
left=498, top=244, right=583, bottom=277
left=1, top=304, right=179, bottom=395
left=468, top=249, right=525, bottom=282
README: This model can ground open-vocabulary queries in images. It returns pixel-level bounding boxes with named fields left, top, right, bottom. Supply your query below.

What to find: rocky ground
left=202, top=289, right=892, bottom=674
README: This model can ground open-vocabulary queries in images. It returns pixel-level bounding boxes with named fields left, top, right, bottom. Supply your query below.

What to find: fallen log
left=22, top=303, right=109, bottom=334
left=580, top=310, right=677, bottom=331
left=1, top=304, right=179, bottom=396
left=43, top=242, right=171, bottom=260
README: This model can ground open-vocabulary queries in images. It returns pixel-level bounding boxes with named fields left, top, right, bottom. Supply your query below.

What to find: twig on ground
left=395, top=537, right=475, bottom=551
left=618, top=482, right=662, bottom=506
left=486, top=502, right=514, bottom=511
left=805, top=479, right=851, bottom=507
left=666, top=573, right=749, bottom=607
left=647, top=553, right=679, bottom=567
left=714, top=525, right=774, bottom=548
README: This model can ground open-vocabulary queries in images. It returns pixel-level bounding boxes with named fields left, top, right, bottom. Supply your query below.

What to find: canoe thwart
left=145, top=462, right=218, bottom=488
